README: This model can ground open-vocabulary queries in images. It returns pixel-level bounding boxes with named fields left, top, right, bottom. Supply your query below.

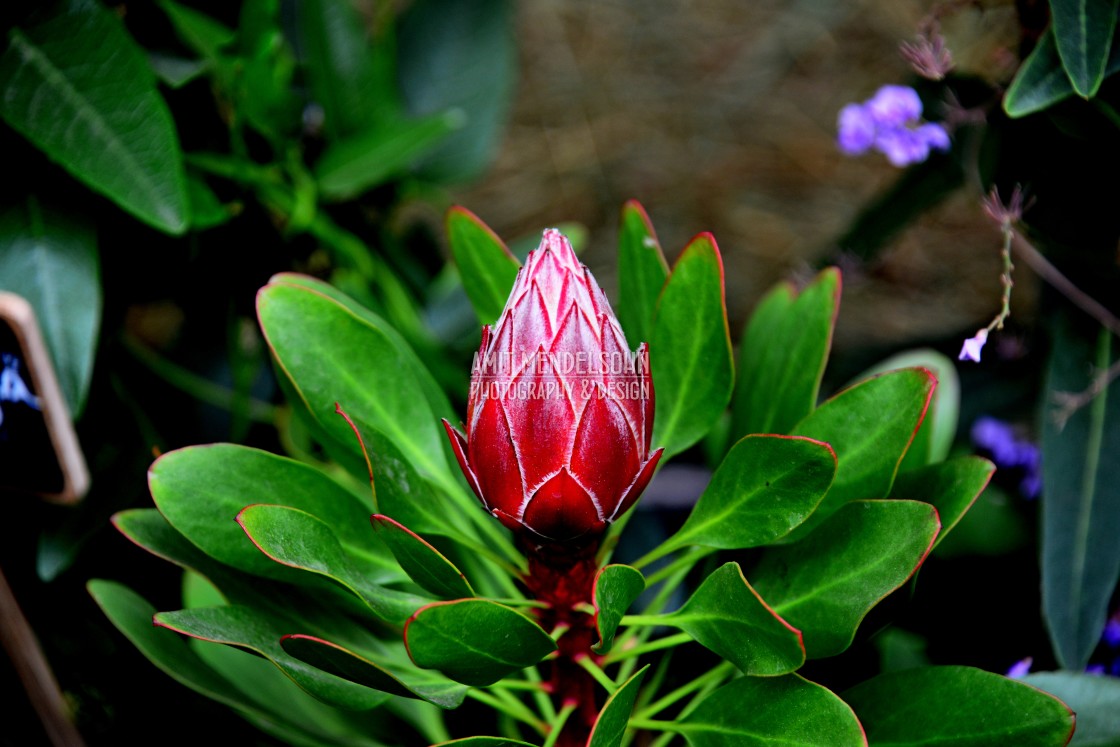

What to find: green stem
left=467, top=689, right=545, bottom=735
left=620, top=614, right=666, bottom=627
left=542, top=703, right=577, bottom=747
left=605, top=632, right=692, bottom=664
left=631, top=539, right=677, bottom=571
left=644, top=547, right=711, bottom=586
left=523, top=664, right=557, bottom=722
left=628, top=719, right=682, bottom=733
left=634, top=661, right=734, bottom=721
left=121, top=334, right=279, bottom=423
left=575, top=655, right=617, bottom=693
left=487, top=598, right=549, bottom=609
left=489, top=679, right=549, bottom=692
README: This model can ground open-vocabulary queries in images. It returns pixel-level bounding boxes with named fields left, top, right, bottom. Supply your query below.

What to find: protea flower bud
left=443, top=229, right=662, bottom=545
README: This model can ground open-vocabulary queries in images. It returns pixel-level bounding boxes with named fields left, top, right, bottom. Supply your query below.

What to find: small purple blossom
left=958, top=328, right=988, bottom=363
left=837, top=85, right=951, bottom=166
left=971, top=416, right=1043, bottom=499
left=1105, top=615, right=1120, bottom=648
left=1006, top=657, right=1032, bottom=678
left=1086, top=664, right=1106, bottom=675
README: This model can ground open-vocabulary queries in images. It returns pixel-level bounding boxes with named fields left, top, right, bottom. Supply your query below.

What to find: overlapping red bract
left=444, top=229, right=662, bottom=543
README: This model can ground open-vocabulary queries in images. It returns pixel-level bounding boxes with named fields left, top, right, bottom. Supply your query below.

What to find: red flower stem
left=524, top=542, right=606, bottom=747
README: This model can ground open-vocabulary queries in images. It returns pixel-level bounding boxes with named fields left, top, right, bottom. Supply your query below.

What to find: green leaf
left=446, top=206, right=521, bottom=325
left=237, top=504, right=427, bottom=626
left=280, top=634, right=467, bottom=708
left=433, top=740, right=535, bottom=747
left=856, top=349, right=959, bottom=471
left=404, top=599, right=556, bottom=686
left=149, top=444, right=399, bottom=583
left=845, top=665, right=1074, bottom=746
left=662, top=435, right=836, bottom=554
left=1006, top=29, right=1078, bottom=117
left=588, top=665, right=649, bottom=747
left=158, top=0, right=235, bottom=65
left=154, top=604, right=391, bottom=711
left=397, top=0, right=516, bottom=183
left=297, top=0, right=397, bottom=140
left=789, top=368, right=936, bottom=536
left=0, top=199, right=99, bottom=415
left=617, top=200, right=669, bottom=346
left=664, top=563, right=805, bottom=676
left=592, top=565, right=645, bottom=654
left=1023, top=672, right=1120, bottom=747
left=148, top=52, right=206, bottom=88
left=1050, top=0, right=1118, bottom=97
left=371, top=515, right=473, bottom=599
left=889, top=457, right=994, bottom=549
left=679, top=674, right=865, bottom=746
left=752, top=500, right=940, bottom=658
left=258, top=280, right=455, bottom=492
left=314, top=112, right=462, bottom=200
left=0, top=5, right=188, bottom=233
left=1041, top=319, right=1120, bottom=670
left=732, top=268, right=839, bottom=439
left=185, top=173, right=233, bottom=230
left=651, top=233, right=734, bottom=459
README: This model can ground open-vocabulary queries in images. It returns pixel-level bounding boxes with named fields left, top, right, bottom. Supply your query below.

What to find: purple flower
left=1006, top=657, right=1032, bottom=678
left=958, top=328, right=988, bottom=362
left=970, top=416, right=1043, bottom=499
left=837, top=85, right=951, bottom=167
left=838, top=104, right=876, bottom=154
left=1104, top=616, right=1120, bottom=648
left=1086, top=664, right=1106, bottom=675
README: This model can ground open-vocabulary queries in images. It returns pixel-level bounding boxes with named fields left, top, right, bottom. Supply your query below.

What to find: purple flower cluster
left=837, top=85, right=951, bottom=166
left=970, top=417, right=1041, bottom=499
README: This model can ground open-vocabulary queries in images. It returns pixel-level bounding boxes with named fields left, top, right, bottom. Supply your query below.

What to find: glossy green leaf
left=237, top=504, right=427, bottom=626
left=404, top=599, right=555, bottom=685
left=281, top=634, right=467, bottom=708
left=433, top=740, right=534, bottom=747
left=360, top=420, right=454, bottom=537
left=588, top=665, right=649, bottom=747
left=789, top=368, right=935, bottom=536
left=1024, top=672, right=1120, bottom=747
left=371, top=515, right=473, bottom=599
left=258, top=280, right=455, bottom=492
left=679, top=674, right=865, bottom=746
left=856, top=349, right=959, bottom=471
left=592, top=565, right=645, bottom=654
left=315, top=112, right=461, bottom=200
left=159, top=0, right=235, bottom=65
left=149, top=444, right=398, bottom=583
left=154, top=604, right=391, bottom=711
left=651, top=233, right=734, bottom=459
left=297, top=0, right=396, bottom=140
left=889, top=457, right=994, bottom=549
left=732, top=268, right=839, bottom=439
left=1006, top=29, right=1077, bottom=117
left=0, top=4, right=188, bottom=233
left=663, top=435, right=836, bottom=554
left=0, top=199, right=99, bottom=415
left=397, top=0, right=515, bottom=183
left=845, top=665, right=1074, bottom=746
left=446, top=206, right=521, bottom=325
left=752, top=500, right=939, bottom=658
left=1051, top=0, right=1118, bottom=97
left=617, top=200, right=669, bottom=346
left=1042, top=320, right=1120, bottom=670
left=664, top=563, right=804, bottom=675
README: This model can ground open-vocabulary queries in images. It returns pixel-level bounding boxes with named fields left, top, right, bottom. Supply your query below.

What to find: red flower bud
left=444, top=229, right=662, bottom=544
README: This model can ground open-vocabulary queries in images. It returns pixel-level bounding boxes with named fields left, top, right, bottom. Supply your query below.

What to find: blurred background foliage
left=2, top=0, right=1119, bottom=744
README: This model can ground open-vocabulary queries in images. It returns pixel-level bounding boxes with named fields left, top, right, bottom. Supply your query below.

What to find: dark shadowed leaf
left=404, top=599, right=555, bottom=685
left=1024, top=671, right=1120, bottom=747
left=1050, top=0, right=1118, bottom=97
left=371, top=514, right=473, bottom=599
left=845, top=666, right=1074, bottom=746
left=1042, top=319, right=1120, bottom=670
left=753, top=500, right=940, bottom=658
left=0, top=4, right=188, bottom=233
left=889, top=457, right=994, bottom=549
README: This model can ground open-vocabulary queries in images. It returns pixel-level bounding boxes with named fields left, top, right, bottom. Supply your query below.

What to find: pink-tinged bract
left=444, top=229, right=662, bottom=545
